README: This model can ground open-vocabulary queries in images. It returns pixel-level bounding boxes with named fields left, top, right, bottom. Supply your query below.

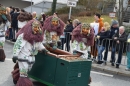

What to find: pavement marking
left=91, top=71, right=114, bottom=77
left=5, top=58, right=12, bottom=61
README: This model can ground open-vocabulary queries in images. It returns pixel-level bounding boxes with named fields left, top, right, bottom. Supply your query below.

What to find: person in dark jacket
left=8, top=6, right=15, bottom=40
left=105, top=20, right=119, bottom=63
left=111, top=26, right=127, bottom=68
left=11, top=7, right=20, bottom=42
left=60, top=19, right=73, bottom=51
left=96, top=22, right=111, bottom=64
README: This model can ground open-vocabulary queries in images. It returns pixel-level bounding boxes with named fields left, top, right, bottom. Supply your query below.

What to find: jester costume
left=72, top=23, right=94, bottom=59
left=12, top=20, right=47, bottom=86
left=0, top=5, right=11, bottom=62
left=43, top=14, right=65, bottom=49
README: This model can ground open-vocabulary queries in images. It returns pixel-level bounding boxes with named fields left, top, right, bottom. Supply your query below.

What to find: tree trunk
left=51, top=0, right=57, bottom=15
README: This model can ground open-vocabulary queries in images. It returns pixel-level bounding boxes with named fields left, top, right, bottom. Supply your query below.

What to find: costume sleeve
left=13, top=34, right=26, bottom=56
left=38, top=43, right=46, bottom=50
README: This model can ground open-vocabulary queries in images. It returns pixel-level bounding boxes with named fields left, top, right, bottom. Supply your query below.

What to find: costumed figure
left=71, top=23, right=94, bottom=85
left=43, top=14, right=65, bottom=49
left=0, top=5, right=11, bottom=62
left=71, top=23, right=94, bottom=59
left=126, top=34, right=130, bottom=71
left=18, top=12, right=33, bottom=30
left=12, top=20, right=47, bottom=86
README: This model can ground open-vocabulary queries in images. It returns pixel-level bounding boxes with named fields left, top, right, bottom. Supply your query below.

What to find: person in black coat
left=106, top=20, right=119, bottom=63
left=96, top=22, right=111, bottom=64
left=111, top=26, right=127, bottom=68
left=61, top=19, right=73, bottom=51
left=11, top=7, right=20, bottom=42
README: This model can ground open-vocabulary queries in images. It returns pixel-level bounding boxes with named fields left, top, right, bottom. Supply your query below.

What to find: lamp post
left=31, top=0, right=32, bottom=12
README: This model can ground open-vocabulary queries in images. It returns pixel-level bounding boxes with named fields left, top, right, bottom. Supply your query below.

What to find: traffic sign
left=67, top=1, right=77, bottom=7
left=109, top=12, right=116, bottom=18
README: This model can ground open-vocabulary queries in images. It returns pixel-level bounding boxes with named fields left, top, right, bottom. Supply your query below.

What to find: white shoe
left=125, top=68, right=130, bottom=71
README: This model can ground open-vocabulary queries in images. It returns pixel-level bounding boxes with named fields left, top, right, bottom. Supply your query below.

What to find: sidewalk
left=92, top=62, right=130, bottom=77
left=5, top=39, right=130, bottom=77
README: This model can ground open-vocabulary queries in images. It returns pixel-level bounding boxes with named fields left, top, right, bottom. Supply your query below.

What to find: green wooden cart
left=28, top=48, right=92, bottom=86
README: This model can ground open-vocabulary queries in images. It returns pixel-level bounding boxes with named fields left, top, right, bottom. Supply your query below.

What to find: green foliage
left=125, top=26, right=130, bottom=35
left=46, top=6, right=85, bottom=16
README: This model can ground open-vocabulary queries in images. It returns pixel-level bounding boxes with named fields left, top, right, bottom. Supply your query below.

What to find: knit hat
left=111, top=20, right=118, bottom=26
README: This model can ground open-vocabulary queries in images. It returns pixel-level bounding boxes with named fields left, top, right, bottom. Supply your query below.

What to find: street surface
left=0, top=42, right=130, bottom=86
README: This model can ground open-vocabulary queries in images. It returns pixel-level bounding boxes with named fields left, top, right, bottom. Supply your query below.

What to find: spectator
left=109, top=20, right=119, bottom=62
left=11, top=7, right=20, bottom=42
left=126, top=34, right=130, bottom=71
left=72, top=19, right=80, bottom=29
left=32, top=11, right=37, bottom=20
left=40, top=12, right=46, bottom=26
left=20, top=9, right=25, bottom=13
left=61, top=19, right=73, bottom=51
left=96, top=22, right=111, bottom=64
left=8, top=6, right=15, bottom=40
left=91, top=13, right=104, bottom=61
left=111, top=26, right=127, bottom=68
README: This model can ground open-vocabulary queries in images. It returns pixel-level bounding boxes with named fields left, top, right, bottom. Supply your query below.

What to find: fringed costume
left=18, top=12, right=32, bottom=30
left=43, top=14, right=65, bottom=49
left=0, top=5, right=11, bottom=62
left=12, top=20, right=47, bottom=86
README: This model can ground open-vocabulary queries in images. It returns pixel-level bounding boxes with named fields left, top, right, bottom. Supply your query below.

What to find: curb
left=5, top=40, right=15, bottom=44
left=92, top=64, right=130, bottom=77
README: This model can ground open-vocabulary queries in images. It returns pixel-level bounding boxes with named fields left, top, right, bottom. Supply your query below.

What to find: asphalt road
left=0, top=42, right=130, bottom=86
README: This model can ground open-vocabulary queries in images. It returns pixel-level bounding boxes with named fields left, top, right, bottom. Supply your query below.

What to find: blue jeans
left=97, top=46, right=105, bottom=61
left=127, top=52, right=130, bottom=69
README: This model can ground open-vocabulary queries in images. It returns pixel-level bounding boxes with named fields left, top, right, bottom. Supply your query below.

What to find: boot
left=0, top=48, right=6, bottom=62
left=116, top=64, right=119, bottom=68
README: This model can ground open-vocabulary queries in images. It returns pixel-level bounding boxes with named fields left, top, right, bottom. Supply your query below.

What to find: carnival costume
left=12, top=20, right=47, bottom=86
left=72, top=23, right=94, bottom=59
left=0, top=5, right=11, bottom=62
left=43, top=14, right=65, bottom=49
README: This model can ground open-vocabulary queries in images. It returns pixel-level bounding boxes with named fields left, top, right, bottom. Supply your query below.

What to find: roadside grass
left=74, top=15, right=117, bottom=24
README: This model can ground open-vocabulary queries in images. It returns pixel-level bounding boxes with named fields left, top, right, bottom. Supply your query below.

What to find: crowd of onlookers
left=6, top=6, right=46, bottom=42
left=60, top=13, right=130, bottom=70
left=3, top=5, right=130, bottom=71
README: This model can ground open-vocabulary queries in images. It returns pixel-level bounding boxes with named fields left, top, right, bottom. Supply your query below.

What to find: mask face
left=32, top=21, right=42, bottom=35
left=51, top=17, right=59, bottom=26
left=0, top=7, right=6, bottom=15
left=81, top=23, right=90, bottom=35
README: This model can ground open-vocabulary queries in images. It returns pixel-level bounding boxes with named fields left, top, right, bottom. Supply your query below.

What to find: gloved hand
left=2, top=15, right=7, bottom=21
left=42, top=49, right=49, bottom=54
left=73, top=50, right=77, bottom=55
left=12, top=56, right=18, bottom=63
left=52, top=46, right=57, bottom=50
